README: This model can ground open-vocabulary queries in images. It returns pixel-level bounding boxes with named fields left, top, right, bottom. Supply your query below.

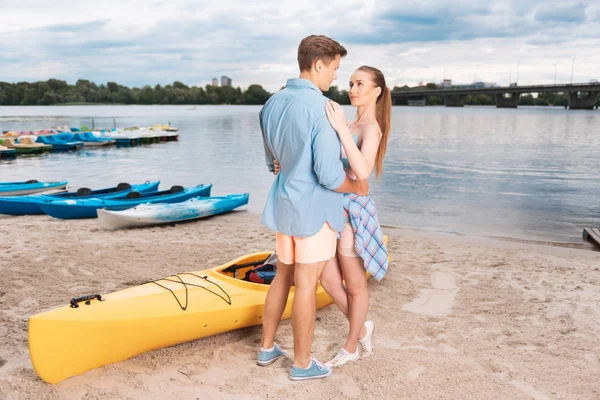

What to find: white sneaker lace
left=358, top=337, right=371, bottom=352
left=329, top=349, right=356, bottom=366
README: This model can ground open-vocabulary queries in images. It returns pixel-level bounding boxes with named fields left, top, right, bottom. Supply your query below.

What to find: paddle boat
left=0, top=181, right=160, bottom=215
left=1, top=137, right=51, bottom=154
left=0, top=145, right=17, bottom=159
left=36, top=135, right=84, bottom=151
left=0, top=131, right=19, bottom=139
left=97, top=193, right=249, bottom=230
left=38, top=184, right=212, bottom=219
left=149, top=124, right=179, bottom=140
left=92, top=129, right=142, bottom=146
left=118, top=127, right=169, bottom=144
left=0, top=180, right=68, bottom=196
left=55, top=132, right=115, bottom=147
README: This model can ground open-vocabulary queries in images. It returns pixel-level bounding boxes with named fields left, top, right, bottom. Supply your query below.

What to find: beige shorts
left=276, top=223, right=337, bottom=265
left=337, top=222, right=360, bottom=258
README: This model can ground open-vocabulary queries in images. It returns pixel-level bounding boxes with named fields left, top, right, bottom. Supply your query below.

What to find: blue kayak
left=36, top=135, right=83, bottom=151
left=0, top=180, right=68, bottom=196
left=0, top=181, right=160, bottom=215
left=97, top=193, right=249, bottom=230
left=38, top=184, right=213, bottom=219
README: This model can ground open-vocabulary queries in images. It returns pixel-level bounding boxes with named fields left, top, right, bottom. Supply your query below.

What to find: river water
left=1, top=105, right=599, bottom=244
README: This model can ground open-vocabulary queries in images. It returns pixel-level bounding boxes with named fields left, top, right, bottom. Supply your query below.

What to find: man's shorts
left=276, top=223, right=337, bottom=265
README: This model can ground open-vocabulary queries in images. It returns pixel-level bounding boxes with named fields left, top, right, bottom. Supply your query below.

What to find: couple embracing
left=258, top=34, right=390, bottom=381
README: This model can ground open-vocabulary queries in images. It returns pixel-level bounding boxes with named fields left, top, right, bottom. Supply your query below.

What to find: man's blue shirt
left=260, top=78, right=346, bottom=237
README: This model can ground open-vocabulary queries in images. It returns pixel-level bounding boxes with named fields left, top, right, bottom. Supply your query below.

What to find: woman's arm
left=325, top=100, right=380, bottom=180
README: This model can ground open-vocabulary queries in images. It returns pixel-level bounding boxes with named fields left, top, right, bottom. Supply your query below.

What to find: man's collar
left=285, top=78, right=321, bottom=93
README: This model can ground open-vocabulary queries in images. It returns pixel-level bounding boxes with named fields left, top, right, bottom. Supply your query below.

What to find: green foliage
left=0, top=80, right=274, bottom=106
left=322, top=86, right=351, bottom=105
left=243, top=84, right=272, bottom=105
left=466, top=94, right=494, bottom=105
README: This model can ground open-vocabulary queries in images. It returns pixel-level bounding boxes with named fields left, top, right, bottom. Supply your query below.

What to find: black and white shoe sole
left=289, top=368, right=333, bottom=381
left=256, top=353, right=286, bottom=366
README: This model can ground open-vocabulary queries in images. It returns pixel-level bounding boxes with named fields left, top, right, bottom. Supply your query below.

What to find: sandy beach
left=1, top=211, right=599, bottom=399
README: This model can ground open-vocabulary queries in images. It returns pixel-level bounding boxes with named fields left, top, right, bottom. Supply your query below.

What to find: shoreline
left=380, top=223, right=599, bottom=253
left=1, top=211, right=600, bottom=399
left=4, top=207, right=596, bottom=252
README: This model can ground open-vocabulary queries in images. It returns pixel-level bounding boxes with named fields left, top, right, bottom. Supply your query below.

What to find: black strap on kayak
left=149, top=274, right=231, bottom=311
left=150, top=275, right=189, bottom=310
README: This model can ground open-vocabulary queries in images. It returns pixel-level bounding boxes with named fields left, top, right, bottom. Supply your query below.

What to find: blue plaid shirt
left=344, top=194, right=389, bottom=281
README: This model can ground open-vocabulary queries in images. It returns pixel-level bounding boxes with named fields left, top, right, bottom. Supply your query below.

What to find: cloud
left=0, top=0, right=599, bottom=91
left=535, top=2, right=587, bottom=23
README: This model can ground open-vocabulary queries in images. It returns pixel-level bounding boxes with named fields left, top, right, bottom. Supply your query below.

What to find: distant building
left=211, top=78, right=219, bottom=86
left=442, top=79, right=452, bottom=88
left=221, top=76, right=232, bottom=87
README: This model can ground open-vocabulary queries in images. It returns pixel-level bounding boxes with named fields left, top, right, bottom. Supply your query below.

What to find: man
left=257, top=35, right=368, bottom=381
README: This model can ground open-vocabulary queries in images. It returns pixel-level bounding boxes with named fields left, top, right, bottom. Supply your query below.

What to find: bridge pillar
left=494, top=93, right=520, bottom=108
left=407, top=96, right=426, bottom=107
left=443, top=94, right=466, bottom=107
left=568, top=91, right=600, bottom=110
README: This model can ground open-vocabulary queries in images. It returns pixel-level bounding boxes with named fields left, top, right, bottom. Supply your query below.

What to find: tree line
left=1, top=79, right=588, bottom=107
left=0, top=79, right=273, bottom=106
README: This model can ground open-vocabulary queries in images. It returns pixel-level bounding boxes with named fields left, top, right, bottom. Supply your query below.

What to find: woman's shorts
left=338, top=221, right=360, bottom=258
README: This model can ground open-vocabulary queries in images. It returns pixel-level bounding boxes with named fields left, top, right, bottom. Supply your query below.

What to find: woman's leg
left=338, top=253, right=369, bottom=353
left=319, top=254, right=349, bottom=318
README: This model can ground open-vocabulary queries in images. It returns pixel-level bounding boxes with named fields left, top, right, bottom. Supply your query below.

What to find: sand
left=1, top=211, right=600, bottom=399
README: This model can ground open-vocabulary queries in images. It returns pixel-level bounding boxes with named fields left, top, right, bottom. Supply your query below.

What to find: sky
left=1, top=0, right=599, bottom=92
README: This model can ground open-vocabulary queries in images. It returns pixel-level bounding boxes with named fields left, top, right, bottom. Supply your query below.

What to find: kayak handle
left=70, top=294, right=103, bottom=308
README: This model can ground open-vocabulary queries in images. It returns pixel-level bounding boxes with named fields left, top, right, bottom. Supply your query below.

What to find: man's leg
left=292, top=260, right=328, bottom=368
left=261, top=260, right=294, bottom=349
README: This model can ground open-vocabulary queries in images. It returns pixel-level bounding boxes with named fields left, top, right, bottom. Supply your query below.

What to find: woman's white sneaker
left=325, top=347, right=360, bottom=367
left=358, top=320, right=375, bottom=356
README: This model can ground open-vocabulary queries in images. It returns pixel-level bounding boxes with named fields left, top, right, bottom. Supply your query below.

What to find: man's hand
left=334, top=176, right=369, bottom=196
left=273, top=159, right=280, bottom=175
left=355, top=179, right=369, bottom=196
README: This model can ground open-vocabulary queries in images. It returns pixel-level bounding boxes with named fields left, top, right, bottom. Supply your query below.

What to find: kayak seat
left=76, top=187, right=93, bottom=196
left=126, top=191, right=142, bottom=199
left=26, top=179, right=40, bottom=184
left=116, top=183, right=132, bottom=192
left=169, top=185, right=184, bottom=194
left=243, top=264, right=277, bottom=284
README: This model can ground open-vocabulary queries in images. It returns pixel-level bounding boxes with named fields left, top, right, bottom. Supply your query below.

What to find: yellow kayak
left=28, top=252, right=335, bottom=384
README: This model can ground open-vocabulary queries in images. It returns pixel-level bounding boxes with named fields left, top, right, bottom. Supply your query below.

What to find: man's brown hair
left=297, top=35, right=347, bottom=72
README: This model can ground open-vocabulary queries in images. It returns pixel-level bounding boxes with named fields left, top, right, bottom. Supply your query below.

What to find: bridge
left=391, top=83, right=600, bottom=110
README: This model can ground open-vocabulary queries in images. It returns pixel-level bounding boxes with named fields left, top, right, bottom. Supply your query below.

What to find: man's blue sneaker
left=257, top=343, right=287, bottom=366
left=289, top=358, right=332, bottom=381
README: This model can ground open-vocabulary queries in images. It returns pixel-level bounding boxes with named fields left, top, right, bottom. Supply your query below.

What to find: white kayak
left=97, top=193, right=249, bottom=230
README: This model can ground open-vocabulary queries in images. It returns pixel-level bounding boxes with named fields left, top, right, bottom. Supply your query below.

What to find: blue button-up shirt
left=260, top=78, right=346, bottom=237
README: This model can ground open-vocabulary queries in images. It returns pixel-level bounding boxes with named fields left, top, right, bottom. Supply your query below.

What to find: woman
left=274, top=65, right=391, bottom=367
